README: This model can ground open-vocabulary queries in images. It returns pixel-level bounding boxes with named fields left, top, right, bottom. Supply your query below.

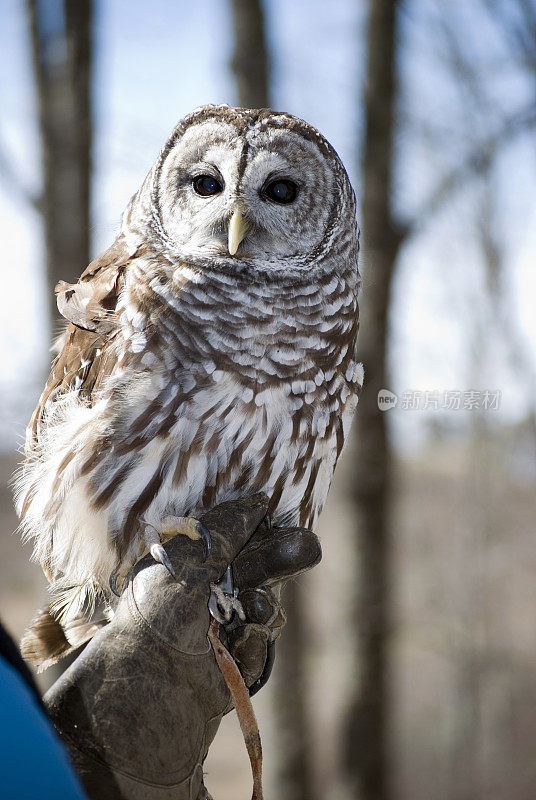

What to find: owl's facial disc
left=156, top=116, right=341, bottom=265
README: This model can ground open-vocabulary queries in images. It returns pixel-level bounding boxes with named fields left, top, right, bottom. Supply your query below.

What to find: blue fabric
left=0, top=655, right=88, bottom=799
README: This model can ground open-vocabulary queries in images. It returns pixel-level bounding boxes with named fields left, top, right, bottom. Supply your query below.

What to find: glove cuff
left=57, top=721, right=215, bottom=800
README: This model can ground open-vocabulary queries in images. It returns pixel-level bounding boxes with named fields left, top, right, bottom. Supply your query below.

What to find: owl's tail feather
left=21, top=604, right=108, bottom=673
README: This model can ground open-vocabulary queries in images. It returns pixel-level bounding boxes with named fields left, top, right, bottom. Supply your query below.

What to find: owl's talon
left=197, top=522, right=211, bottom=560
left=109, top=570, right=121, bottom=597
left=209, top=585, right=245, bottom=623
left=209, top=566, right=245, bottom=623
left=150, top=542, right=177, bottom=580
left=109, top=563, right=130, bottom=596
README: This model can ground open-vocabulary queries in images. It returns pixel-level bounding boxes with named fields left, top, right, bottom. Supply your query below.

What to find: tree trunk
left=272, top=581, right=316, bottom=800
left=230, top=0, right=270, bottom=109
left=27, top=0, right=93, bottom=328
left=343, top=2, right=401, bottom=799
left=26, top=0, right=93, bottom=685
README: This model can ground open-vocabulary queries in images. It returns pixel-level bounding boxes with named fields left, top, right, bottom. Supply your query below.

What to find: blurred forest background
left=1, top=1, right=535, bottom=799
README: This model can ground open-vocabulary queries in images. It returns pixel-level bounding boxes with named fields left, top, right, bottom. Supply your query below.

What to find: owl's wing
left=27, top=237, right=132, bottom=450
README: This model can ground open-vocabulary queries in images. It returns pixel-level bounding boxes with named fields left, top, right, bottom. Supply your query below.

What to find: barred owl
left=16, top=105, right=362, bottom=666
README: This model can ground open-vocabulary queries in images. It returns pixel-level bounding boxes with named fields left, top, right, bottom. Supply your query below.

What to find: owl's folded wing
left=26, top=238, right=131, bottom=450
left=56, top=237, right=131, bottom=332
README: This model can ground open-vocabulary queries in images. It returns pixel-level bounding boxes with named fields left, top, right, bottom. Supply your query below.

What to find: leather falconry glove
left=44, top=494, right=321, bottom=800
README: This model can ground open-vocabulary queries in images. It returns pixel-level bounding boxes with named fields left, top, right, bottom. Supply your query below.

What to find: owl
left=15, top=105, right=362, bottom=668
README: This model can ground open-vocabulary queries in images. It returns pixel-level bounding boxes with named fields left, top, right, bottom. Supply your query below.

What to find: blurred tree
left=342, top=2, right=536, bottom=797
left=230, top=0, right=270, bottom=108
left=343, top=3, right=401, bottom=800
left=26, top=0, right=93, bottom=327
left=271, top=583, right=317, bottom=800
left=426, top=5, right=536, bottom=796
left=228, top=2, right=315, bottom=798
left=24, top=0, right=93, bottom=685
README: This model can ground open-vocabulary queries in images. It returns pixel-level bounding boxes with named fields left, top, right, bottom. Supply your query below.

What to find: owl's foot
left=209, top=565, right=245, bottom=624
left=109, top=518, right=210, bottom=597
left=108, top=526, right=176, bottom=596
left=161, top=515, right=211, bottom=560
left=109, top=526, right=177, bottom=596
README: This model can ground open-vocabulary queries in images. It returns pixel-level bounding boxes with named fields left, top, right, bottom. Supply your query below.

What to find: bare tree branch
left=481, top=0, right=536, bottom=71
left=398, top=106, right=536, bottom=243
left=396, top=0, right=536, bottom=245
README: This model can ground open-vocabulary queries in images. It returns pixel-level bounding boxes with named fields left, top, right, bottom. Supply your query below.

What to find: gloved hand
left=44, top=494, right=321, bottom=800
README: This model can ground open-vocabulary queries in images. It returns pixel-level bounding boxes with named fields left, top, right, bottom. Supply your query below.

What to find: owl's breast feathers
left=18, top=236, right=361, bottom=588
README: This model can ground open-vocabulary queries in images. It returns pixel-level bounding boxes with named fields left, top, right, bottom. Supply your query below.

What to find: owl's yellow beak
left=228, top=206, right=250, bottom=255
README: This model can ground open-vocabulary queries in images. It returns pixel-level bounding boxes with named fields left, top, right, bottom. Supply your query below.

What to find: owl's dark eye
left=193, top=174, right=223, bottom=197
left=263, top=179, right=298, bottom=205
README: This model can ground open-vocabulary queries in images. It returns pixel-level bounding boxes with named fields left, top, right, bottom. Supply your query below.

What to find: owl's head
left=125, top=105, right=358, bottom=275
